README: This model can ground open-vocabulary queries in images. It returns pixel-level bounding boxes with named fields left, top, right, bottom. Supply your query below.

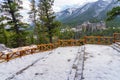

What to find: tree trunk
left=49, top=35, right=52, bottom=43
left=8, top=0, right=20, bottom=47
left=48, top=30, right=53, bottom=43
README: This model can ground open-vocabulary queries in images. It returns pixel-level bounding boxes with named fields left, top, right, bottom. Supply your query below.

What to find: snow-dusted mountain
left=56, top=8, right=77, bottom=20
left=56, top=0, right=120, bottom=26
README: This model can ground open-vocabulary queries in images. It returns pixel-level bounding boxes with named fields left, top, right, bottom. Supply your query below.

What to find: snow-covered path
left=0, top=45, right=120, bottom=80
left=83, top=45, right=120, bottom=80
left=0, top=50, right=50, bottom=80
left=0, top=47, right=80, bottom=80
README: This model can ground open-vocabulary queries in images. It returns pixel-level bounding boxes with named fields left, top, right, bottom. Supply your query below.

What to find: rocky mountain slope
left=56, top=0, right=120, bottom=26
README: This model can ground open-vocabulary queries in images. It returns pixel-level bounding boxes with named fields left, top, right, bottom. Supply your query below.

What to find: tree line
left=0, top=0, right=119, bottom=48
left=0, top=0, right=61, bottom=48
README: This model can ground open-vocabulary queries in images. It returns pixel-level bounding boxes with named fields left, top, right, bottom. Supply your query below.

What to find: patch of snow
left=102, top=0, right=113, bottom=4
left=0, top=44, right=12, bottom=54
left=0, top=47, right=80, bottom=80
left=83, top=44, right=120, bottom=80
left=73, top=3, right=91, bottom=17
left=0, top=50, right=50, bottom=80
left=94, top=1, right=110, bottom=17
left=0, top=45, right=120, bottom=80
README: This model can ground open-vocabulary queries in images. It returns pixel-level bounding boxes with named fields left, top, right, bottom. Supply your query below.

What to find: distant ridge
left=56, top=0, right=120, bottom=27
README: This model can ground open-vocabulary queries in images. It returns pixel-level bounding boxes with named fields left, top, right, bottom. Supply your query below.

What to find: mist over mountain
left=56, top=0, right=120, bottom=27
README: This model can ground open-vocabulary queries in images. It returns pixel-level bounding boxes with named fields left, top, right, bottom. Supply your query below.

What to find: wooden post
left=6, top=54, right=10, bottom=61
left=31, top=48, right=34, bottom=54
left=98, top=36, right=101, bottom=44
left=57, top=40, right=60, bottom=47
left=113, top=33, right=116, bottom=43
left=51, top=44, right=54, bottom=50
left=20, top=51, right=23, bottom=57
left=84, top=36, right=87, bottom=44
left=41, top=45, right=44, bottom=51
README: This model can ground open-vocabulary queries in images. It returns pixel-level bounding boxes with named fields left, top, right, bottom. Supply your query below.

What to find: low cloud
left=53, top=0, right=98, bottom=12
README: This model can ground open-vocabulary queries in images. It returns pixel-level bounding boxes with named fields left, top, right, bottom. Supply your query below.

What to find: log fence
left=114, top=33, right=120, bottom=42
left=0, top=33, right=120, bottom=62
left=84, top=36, right=113, bottom=45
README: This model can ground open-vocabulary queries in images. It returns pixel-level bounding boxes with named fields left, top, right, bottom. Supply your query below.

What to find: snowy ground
left=83, top=45, right=120, bottom=80
left=0, top=45, right=120, bottom=80
left=0, top=47, right=80, bottom=80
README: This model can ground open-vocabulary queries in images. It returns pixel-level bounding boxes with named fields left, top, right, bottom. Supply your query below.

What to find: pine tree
left=0, top=16, right=8, bottom=46
left=1, top=0, right=28, bottom=47
left=38, top=0, right=60, bottom=43
left=107, top=0, right=120, bottom=21
left=28, top=0, right=38, bottom=44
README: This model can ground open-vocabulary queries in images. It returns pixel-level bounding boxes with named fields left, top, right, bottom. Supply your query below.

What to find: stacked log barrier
left=84, top=36, right=114, bottom=45
left=58, top=39, right=84, bottom=47
left=114, top=33, right=120, bottom=42
left=0, top=33, right=120, bottom=62
left=100, top=37, right=114, bottom=45
left=37, top=43, right=54, bottom=52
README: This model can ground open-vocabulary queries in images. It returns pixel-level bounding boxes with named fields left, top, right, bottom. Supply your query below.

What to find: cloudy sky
left=22, top=0, right=98, bottom=12
left=53, top=0, right=98, bottom=12
left=21, top=0, right=98, bottom=22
